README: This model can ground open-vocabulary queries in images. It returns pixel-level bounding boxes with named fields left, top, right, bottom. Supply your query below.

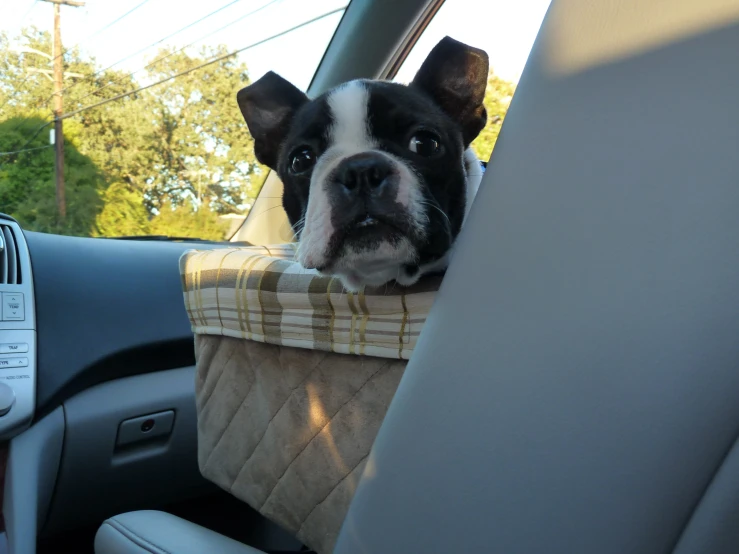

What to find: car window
left=0, top=0, right=347, bottom=239
left=393, top=0, right=551, bottom=164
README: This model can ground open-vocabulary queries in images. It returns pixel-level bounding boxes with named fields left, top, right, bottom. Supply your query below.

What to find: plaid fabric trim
left=180, top=245, right=441, bottom=360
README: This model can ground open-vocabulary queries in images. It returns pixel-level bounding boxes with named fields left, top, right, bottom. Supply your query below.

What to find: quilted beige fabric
left=195, top=334, right=406, bottom=553
left=182, top=245, right=438, bottom=553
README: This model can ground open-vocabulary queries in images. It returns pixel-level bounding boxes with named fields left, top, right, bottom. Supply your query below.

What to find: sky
left=2, top=0, right=551, bottom=94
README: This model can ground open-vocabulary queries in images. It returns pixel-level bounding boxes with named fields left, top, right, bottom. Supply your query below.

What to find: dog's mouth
left=312, top=212, right=411, bottom=272
left=343, top=213, right=404, bottom=241
left=354, top=214, right=380, bottom=229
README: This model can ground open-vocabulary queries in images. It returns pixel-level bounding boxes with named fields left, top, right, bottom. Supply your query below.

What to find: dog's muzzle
left=326, top=152, right=410, bottom=243
left=299, top=150, right=424, bottom=278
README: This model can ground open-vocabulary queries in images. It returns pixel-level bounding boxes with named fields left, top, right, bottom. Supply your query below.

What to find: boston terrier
left=237, top=36, right=489, bottom=291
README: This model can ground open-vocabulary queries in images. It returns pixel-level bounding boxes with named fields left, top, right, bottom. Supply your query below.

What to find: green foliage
left=470, top=72, right=516, bottom=163
left=94, top=182, right=149, bottom=237
left=148, top=199, right=231, bottom=241
left=139, top=46, right=260, bottom=215
left=0, top=28, right=261, bottom=240
left=0, top=116, right=104, bottom=236
left=94, top=183, right=231, bottom=240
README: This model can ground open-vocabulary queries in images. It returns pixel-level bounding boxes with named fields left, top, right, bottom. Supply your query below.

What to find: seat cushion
left=94, top=510, right=264, bottom=554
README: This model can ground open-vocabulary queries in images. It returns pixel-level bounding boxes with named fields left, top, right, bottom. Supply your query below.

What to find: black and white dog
left=237, top=36, right=489, bottom=291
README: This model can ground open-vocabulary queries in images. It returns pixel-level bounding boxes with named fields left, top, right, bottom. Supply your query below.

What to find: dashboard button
left=0, top=382, right=15, bottom=417
left=0, top=343, right=28, bottom=354
left=0, top=358, right=28, bottom=368
left=2, top=293, right=24, bottom=321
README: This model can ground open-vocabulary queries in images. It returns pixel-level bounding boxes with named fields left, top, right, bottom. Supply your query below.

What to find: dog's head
left=237, top=37, right=488, bottom=291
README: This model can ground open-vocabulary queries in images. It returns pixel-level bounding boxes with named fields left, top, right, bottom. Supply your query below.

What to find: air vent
left=0, top=224, right=22, bottom=285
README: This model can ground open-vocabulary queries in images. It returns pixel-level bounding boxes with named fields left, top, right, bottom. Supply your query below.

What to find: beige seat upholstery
left=94, top=510, right=264, bottom=554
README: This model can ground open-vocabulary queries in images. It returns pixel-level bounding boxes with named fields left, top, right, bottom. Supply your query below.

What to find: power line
left=55, top=0, right=248, bottom=101
left=8, top=0, right=276, bottom=120
left=3, top=0, right=154, bottom=166
left=61, top=6, right=346, bottom=121
left=46, top=0, right=154, bottom=68
left=5, top=109, right=51, bottom=138
left=8, top=119, right=54, bottom=152
left=0, top=120, right=53, bottom=170
left=0, top=75, right=34, bottom=115
left=0, top=144, right=53, bottom=157
left=78, top=0, right=152, bottom=45
left=17, top=1, right=40, bottom=26
left=65, top=0, right=281, bottom=107
left=1, top=0, right=119, bottom=117
left=0, top=1, right=48, bottom=116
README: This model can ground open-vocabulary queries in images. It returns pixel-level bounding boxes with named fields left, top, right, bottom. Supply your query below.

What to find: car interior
left=2, top=0, right=739, bottom=552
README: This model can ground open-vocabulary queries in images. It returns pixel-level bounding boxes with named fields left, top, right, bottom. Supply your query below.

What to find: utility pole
left=41, top=0, right=85, bottom=220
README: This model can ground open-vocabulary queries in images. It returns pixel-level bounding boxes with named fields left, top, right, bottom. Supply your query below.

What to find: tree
left=0, top=116, right=104, bottom=236
left=94, top=181, right=149, bottom=237
left=1, top=29, right=264, bottom=240
left=136, top=46, right=261, bottom=215
left=0, top=28, right=142, bottom=235
left=148, top=199, right=231, bottom=241
left=0, top=28, right=54, bottom=118
left=470, top=70, right=516, bottom=163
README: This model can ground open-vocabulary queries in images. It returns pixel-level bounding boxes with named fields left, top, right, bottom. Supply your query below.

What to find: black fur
left=364, top=80, right=469, bottom=266
left=237, top=36, right=489, bottom=284
left=411, top=36, right=489, bottom=147
left=236, top=71, right=308, bottom=169
left=277, top=96, right=333, bottom=229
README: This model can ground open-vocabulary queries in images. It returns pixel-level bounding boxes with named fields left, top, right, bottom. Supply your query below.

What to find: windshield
left=0, top=0, right=347, bottom=240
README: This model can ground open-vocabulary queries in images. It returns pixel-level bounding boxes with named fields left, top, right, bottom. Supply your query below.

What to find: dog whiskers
left=291, top=216, right=306, bottom=261
left=420, top=201, right=451, bottom=231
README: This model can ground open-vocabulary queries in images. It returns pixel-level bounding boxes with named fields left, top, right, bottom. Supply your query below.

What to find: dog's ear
left=411, top=36, right=489, bottom=146
left=237, top=71, right=308, bottom=169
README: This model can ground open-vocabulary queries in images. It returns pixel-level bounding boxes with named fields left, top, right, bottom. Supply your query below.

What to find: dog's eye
left=408, top=132, right=441, bottom=156
left=289, top=148, right=316, bottom=174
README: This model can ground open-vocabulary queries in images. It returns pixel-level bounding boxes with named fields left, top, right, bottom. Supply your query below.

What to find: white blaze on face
left=327, top=80, right=375, bottom=149
left=296, top=80, right=374, bottom=269
left=295, top=79, right=427, bottom=290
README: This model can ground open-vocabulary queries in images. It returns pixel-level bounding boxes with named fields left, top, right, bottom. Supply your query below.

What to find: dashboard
left=0, top=213, right=229, bottom=548
left=0, top=213, right=219, bottom=439
left=0, top=217, right=36, bottom=441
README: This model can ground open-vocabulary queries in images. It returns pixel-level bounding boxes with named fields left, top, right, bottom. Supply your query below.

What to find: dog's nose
left=335, top=152, right=393, bottom=194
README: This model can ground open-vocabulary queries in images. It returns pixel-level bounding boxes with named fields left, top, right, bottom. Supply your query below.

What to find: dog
left=237, top=36, right=489, bottom=291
